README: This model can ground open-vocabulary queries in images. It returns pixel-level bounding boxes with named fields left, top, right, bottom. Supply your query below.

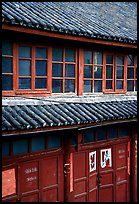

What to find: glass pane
left=36, top=61, right=47, bottom=76
left=127, top=80, right=134, bottom=91
left=106, top=55, right=113, bottom=64
left=65, top=80, right=75, bottom=92
left=106, top=66, right=113, bottom=79
left=2, top=40, right=12, bottom=55
left=31, top=137, right=45, bottom=152
left=71, top=135, right=76, bottom=145
left=116, top=66, right=124, bottom=79
left=84, top=128, right=95, bottom=143
left=19, top=46, right=31, bottom=58
left=127, top=55, right=134, bottom=66
left=35, top=78, right=46, bottom=89
left=94, top=52, right=102, bottom=64
left=97, top=127, right=106, bottom=141
left=84, top=80, right=92, bottom=92
left=127, top=68, right=134, bottom=79
left=52, top=64, right=62, bottom=77
left=47, top=134, right=61, bottom=149
left=94, top=80, right=102, bottom=92
left=94, top=66, right=102, bottom=78
left=2, top=58, right=12, bottom=73
left=2, top=142, right=10, bottom=157
left=36, top=48, right=47, bottom=58
left=65, top=64, right=75, bottom=77
left=116, top=80, right=123, bottom=89
left=19, top=60, right=31, bottom=76
left=19, top=78, right=31, bottom=89
left=2, top=75, right=13, bottom=90
left=13, top=139, right=28, bottom=155
left=84, top=50, right=92, bottom=64
left=52, top=48, right=62, bottom=61
left=65, top=48, right=75, bottom=62
left=52, top=79, right=62, bottom=93
left=108, top=126, right=118, bottom=139
left=106, top=80, right=112, bottom=89
left=116, top=56, right=124, bottom=65
left=119, top=126, right=128, bottom=137
left=84, top=66, right=92, bottom=78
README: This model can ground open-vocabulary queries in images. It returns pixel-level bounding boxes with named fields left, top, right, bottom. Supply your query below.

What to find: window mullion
left=32, top=47, right=35, bottom=90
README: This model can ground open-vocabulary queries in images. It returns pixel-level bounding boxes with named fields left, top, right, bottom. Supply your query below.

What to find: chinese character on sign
left=101, top=148, right=112, bottom=168
left=89, top=151, right=96, bottom=172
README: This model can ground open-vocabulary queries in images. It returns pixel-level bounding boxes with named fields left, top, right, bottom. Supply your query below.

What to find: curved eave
left=2, top=118, right=137, bottom=137
left=2, top=23, right=137, bottom=49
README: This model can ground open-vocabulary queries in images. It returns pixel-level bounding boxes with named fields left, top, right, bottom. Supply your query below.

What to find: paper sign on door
left=89, top=151, right=96, bottom=172
left=100, top=148, right=112, bottom=168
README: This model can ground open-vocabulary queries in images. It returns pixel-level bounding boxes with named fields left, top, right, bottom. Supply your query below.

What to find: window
left=83, top=50, right=103, bottom=93
left=52, top=47, right=77, bottom=93
left=2, top=40, right=13, bottom=91
left=127, top=55, right=137, bottom=91
left=2, top=39, right=137, bottom=96
left=105, top=54, right=125, bottom=92
left=84, top=128, right=95, bottom=143
left=18, top=46, right=48, bottom=90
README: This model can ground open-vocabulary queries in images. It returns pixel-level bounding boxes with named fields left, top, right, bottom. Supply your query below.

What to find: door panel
left=73, top=152, right=87, bottom=202
left=40, top=154, right=64, bottom=202
left=98, top=147, right=114, bottom=202
left=20, top=161, right=39, bottom=202
left=115, top=143, right=129, bottom=202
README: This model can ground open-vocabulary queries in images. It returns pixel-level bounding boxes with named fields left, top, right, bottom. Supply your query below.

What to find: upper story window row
left=2, top=40, right=137, bottom=96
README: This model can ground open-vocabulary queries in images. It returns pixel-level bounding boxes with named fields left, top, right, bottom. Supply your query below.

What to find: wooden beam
left=2, top=24, right=137, bottom=49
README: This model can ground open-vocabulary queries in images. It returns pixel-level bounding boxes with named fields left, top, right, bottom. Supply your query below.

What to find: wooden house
left=2, top=2, right=137, bottom=202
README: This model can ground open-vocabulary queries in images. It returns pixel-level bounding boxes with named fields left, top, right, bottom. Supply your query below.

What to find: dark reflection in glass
left=31, top=137, right=45, bottom=152
left=127, top=80, right=134, bottom=91
left=19, top=47, right=31, bottom=58
left=19, top=78, right=31, bottom=89
left=19, top=60, right=31, bottom=76
left=65, top=64, right=75, bottom=77
left=84, top=66, right=92, bottom=78
left=84, top=80, right=92, bottom=92
left=97, top=127, right=106, bottom=140
left=2, top=58, right=12, bottom=73
left=2, top=40, right=12, bottom=55
left=106, top=66, right=113, bottom=79
left=116, top=56, right=124, bottom=65
left=119, top=126, right=128, bottom=137
left=127, top=68, right=134, bottom=79
left=65, top=80, right=75, bottom=92
left=13, top=139, right=28, bottom=155
left=84, top=128, right=95, bottom=143
left=108, top=126, right=118, bottom=139
left=47, top=135, right=61, bottom=149
left=127, top=55, right=134, bottom=66
left=106, top=80, right=112, bottom=89
left=116, top=66, right=124, bottom=79
left=52, top=64, right=62, bottom=77
left=36, top=48, right=47, bottom=58
left=52, top=48, right=62, bottom=61
left=52, top=79, right=62, bottom=93
left=2, top=75, right=13, bottom=90
left=94, top=52, right=102, bottom=64
left=36, top=61, right=47, bottom=76
left=94, top=80, right=102, bottom=92
left=35, top=78, right=46, bottom=89
left=65, top=48, right=75, bottom=62
left=106, top=55, right=113, bottom=64
left=94, top=66, right=102, bottom=78
left=116, top=80, right=123, bottom=89
left=135, top=80, right=137, bottom=91
left=84, top=50, right=92, bottom=64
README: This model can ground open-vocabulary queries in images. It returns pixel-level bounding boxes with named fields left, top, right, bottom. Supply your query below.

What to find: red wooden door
left=98, top=147, right=114, bottom=202
left=19, top=154, right=64, bottom=202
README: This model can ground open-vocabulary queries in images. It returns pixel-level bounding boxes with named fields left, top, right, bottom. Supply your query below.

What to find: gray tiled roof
left=2, top=98, right=137, bottom=132
left=2, top=2, right=137, bottom=43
